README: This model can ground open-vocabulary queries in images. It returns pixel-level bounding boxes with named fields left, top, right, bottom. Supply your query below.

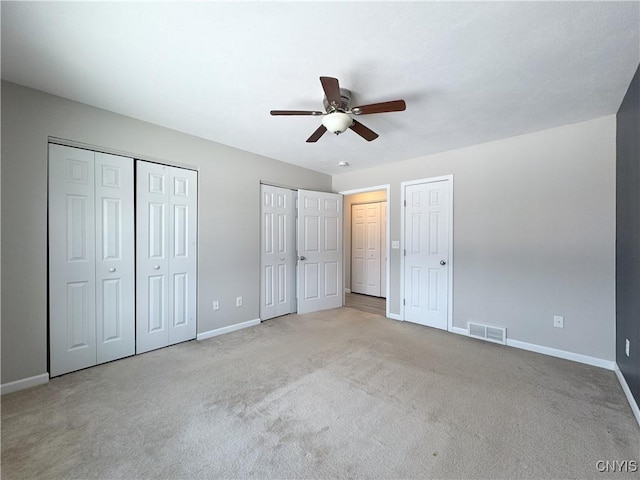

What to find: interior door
left=352, top=202, right=385, bottom=297
left=260, top=185, right=297, bottom=320
left=381, top=201, right=387, bottom=298
left=136, top=161, right=197, bottom=353
left=136, top=161, right=171, bottom=353
left=49, top=145, right=97, bottom=376
left=167, top=167, right=198, bottom=345
left=297, top=190, right=343, bottom=314
left=95, top=152, right=135, bottom=363
left=364, top=203, right=382, bottom=296
left=351, top=204, right=366, bottom=294
left=404, top=180, right=450, bottom=330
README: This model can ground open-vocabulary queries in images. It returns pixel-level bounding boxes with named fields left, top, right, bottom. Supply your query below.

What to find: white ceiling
left=2, top=1, right=639, bottom=175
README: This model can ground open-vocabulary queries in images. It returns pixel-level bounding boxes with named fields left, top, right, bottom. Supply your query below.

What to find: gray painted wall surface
left=333, top=116, right=616, bottom=361
left=616, top=64, right=640, bottom=402
left=1, top=81, right=331, bottom=384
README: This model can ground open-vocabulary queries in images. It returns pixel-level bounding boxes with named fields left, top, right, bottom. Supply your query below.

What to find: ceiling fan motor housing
left=323, top=88, right=352, bottom=113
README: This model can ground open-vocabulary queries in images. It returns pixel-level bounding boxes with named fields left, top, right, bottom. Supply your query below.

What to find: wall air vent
left=467, top=322, right=507, bottom=345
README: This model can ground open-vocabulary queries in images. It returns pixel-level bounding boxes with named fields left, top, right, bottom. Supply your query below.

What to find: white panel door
left=404, top=180, right=450, bottom=329
left=381, top=201, right=387, bottom=298
left=297, top=190, right=343, bottom=314
left=260, top=185, right=296, bottom=320
left=137, top=161, right=198, bottom=353
left=351, top=202, right=385, bottom=297
left=167, top=167, right=198, bottom=345
left=136, top=161, right=171, bottom=353
left=49, top=145, right=97, bottom=376
left=351, top=204, right=366, bottom=294
left=364, top=203, right=381, bottom=296
left=95, top=152, right=135, bottom=363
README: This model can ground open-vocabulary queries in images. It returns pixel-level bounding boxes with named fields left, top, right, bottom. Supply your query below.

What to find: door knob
left=109, top=267, right=116, bottom=273
left=154, top=265, right=160, bottom=270
left=299, top=256, right=306, bottom=261
left=440, top=260, right=447, bottom=266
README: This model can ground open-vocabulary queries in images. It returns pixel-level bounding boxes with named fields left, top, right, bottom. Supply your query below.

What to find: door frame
left=339, top=184, right=391, bottom=319
left=400, top=175, right=454, bottom=331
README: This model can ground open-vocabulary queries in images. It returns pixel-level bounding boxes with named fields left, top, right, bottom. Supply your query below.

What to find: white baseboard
left=506, top=338, right=615, bottom=370
left=197, top=318, right=260, bottom=341
left=614, top=364, right=640, bottom=427
left=1, top=373, right=49, bottom=395
left=387, top=312, right=402, bottom=321
left=451, top=326, right=467, bottom=336
left=450, top=325, right=614, bottom=370
left=344, top=288, right=351, bottom=294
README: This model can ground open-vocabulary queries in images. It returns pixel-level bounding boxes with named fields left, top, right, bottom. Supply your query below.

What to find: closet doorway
left=342, top=186, right=389, bottom=318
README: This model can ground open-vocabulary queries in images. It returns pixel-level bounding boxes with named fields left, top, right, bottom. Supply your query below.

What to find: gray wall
left=1, top=81, right=331, bottom=385
left=333, top=116, right=617, bottom=361
left=616, top=64, right=640, bottom=402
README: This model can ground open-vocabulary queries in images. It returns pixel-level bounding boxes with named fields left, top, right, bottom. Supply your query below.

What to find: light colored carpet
left=2, top=307, right=638, bottom=479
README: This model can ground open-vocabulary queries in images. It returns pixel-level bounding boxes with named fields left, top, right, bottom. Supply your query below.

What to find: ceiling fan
left=270, top=76, right=406, bottom=143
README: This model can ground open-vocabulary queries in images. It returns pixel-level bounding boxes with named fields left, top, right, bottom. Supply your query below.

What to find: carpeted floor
left=2, top=307, right=638, bottom=479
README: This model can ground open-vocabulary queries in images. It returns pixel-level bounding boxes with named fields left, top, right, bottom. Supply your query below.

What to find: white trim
left=387, top=313, right=403, bottom=321
left=452, top=325, right=616, bottom=370
left=452, top=326, right=467, bottom=336
left=48, top=137, right=198, bottom=172
left=1, top=373, right=49, bottom=395
left=615, top=364, right=640, bottom=427
left=506, top=338, right=615, bottom=370
left=339, top=184, right=392, bottom=319
left=196, top=318, right=260, bottom=341
left=400, top=175, right=454, bottom=331
left=339, top=185, right=390, bottom=196
left=344, top=288, right=351, bottom=294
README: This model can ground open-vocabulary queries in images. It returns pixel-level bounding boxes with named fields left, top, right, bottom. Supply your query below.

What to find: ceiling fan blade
left=351, top=100, right=406, bottom=115
left=270, top=110, right=323, bottom=116
left=306, top=125, right=328, bottom=143
left=349, top=120, right=379, bottom=141
left=320, top=76, right=341, bottom=106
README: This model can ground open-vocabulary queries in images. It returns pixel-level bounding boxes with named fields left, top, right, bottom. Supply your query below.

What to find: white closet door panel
left=95, top=152, right=135, bottom=363
left=365, top=203, right=381, bottom=296
left=381, top=202, right=387, bottom=298
left=136, top=161, right=170, bottom=353
left=168, top=167, right=197, bottom=345
left=49, top=144, right=97, bottom=376
left=351, top=204, right=366, bottom=294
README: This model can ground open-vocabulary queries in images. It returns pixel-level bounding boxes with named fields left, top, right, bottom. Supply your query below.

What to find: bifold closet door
left=136, top=161, right=198, bottom=354
left=49, top=144, right=134, bottom=377
left=351, top=202, right=385, bottom=297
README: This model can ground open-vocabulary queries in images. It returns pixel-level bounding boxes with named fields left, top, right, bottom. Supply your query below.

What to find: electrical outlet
left=553, top=315, right=564, bottom=328
left=236, top=296, right=243, bottom=307
left=626, top=339, right=630, bottom=357
left=212, top=300, right=219, bottom=311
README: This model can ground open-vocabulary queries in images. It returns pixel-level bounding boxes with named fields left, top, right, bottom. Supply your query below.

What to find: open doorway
left=341, top=186, right=389, bottom=318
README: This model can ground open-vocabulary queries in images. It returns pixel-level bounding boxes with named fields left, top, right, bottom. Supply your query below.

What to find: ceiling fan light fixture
left=322, top=112, right=353, bottom=134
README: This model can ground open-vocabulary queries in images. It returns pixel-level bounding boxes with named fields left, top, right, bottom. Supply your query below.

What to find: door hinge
left=404, top=249, right=406, bottom=256
left=403, top=298, right=406, bottom=306
left=404, top=199, right=406, bottom=207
